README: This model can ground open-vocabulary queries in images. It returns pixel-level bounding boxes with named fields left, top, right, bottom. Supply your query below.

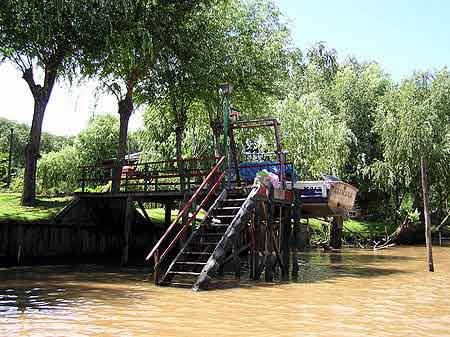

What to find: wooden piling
left=122, top=196, right=133, bottom=266
left=164, top=202, right=172, bottom=227
left=280, top=206, right=291, bottom=280
left=330, top=216, right=343, bottom=249
left=421, top=157, right=434, bottom=272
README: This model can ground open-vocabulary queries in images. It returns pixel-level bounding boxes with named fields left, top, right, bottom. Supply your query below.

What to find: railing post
left=154, top=249, right=160, bottom=285
left=144, top=164, right=148, bottom=192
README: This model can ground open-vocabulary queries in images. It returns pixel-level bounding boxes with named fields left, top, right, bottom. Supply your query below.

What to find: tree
left=76, top=114, right=119, bottom=166
left=0, top=117, right=73, bottom=169
left=371, top=70, right=450, bottom=225
left=81, top=0, right=210, bottom=192
left=188, top=0, right=292, bottom=155
left=276, top=93, right=354, bottom=179
left=0, top=0, right=104, bottom=204
left=331, top=62, right=390, bottom=209
left=37, top=114, right=120, bottom=194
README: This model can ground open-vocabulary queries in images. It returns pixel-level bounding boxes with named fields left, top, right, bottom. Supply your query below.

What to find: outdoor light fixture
left=219, top=83, right=233, bottom=96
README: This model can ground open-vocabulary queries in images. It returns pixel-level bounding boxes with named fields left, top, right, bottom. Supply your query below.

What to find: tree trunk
left=210, top=121, right=223, bottom=157
left=22, top=99, right=47, bottom=205
left=112, top=94, right=133, bottom=193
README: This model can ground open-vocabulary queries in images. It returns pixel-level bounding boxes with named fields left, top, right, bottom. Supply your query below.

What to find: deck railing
left=145, top=156, right=226, bottom=284
left=79, top=156, right=221, bottom=193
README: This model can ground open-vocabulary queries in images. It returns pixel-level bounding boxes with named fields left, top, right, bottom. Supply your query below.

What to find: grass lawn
left=305, top=217, right=393, bottom=240
left=0, top=193, right=72, bottom=222
left=141, top=207, right=205, bottom=225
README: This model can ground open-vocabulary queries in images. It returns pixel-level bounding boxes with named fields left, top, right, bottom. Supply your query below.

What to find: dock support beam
left=164, top=202, right=173, bottom=227
left=122, top=197, right=133, bottom=265
left=330, top=216, right=343, bottom=249
left=280, top=207, right=291, bottom=281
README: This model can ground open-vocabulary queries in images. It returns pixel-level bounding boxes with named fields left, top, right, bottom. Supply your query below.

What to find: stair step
left=175, top=261, right=207, bottom=265
left=194, top=241, right=219, bottom=245
left=217, top=206, right=241, bottom=210
left=210, top=223, right=230, bottom=228
left=183, top=251, right=212, bottom=255
left=169, top=282, right=193, bottom=288
left=214, top=215, right=236, bottom=218
left=168, top=271, right=200, bottom=276
left=224, top=198, right=246, bottom=202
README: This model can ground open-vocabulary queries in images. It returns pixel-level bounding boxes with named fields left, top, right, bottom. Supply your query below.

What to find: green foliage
left=370, top=70, right=450, bottom=222
left=0, top=153, right=8, bottom=185
left=76, top=114, right=119, bottom=165
left=277, top=93, right=354, bottom=179
left=0, top=193, right=71, bottom=222
left=0, top=118, right=73, bottom=168
left=36, top=114, right=120, bottom=194
left=38, top=145, right=79, bottom=195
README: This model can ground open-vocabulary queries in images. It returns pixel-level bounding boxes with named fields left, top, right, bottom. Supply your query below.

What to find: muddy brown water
left=0, top=246, right=449, bottom=337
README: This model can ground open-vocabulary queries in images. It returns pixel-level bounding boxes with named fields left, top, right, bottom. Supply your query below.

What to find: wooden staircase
left=160, top=189, right=248, bottom=287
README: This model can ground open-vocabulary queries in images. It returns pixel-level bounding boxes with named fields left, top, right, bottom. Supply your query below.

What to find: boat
left=291, top=179, right=358, bottom=217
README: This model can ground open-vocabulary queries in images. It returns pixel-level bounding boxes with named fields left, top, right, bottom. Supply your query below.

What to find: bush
left=38, top=145, right=80, bottom=195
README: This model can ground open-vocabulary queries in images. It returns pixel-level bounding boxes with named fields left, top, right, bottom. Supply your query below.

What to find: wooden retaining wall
left=0, top=198, right=156, bottom=265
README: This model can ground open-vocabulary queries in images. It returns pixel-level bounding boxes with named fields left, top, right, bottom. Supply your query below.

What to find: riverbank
left=0, top=192, right=389, bottom=235
left=1, top=246, right=449, bottom=337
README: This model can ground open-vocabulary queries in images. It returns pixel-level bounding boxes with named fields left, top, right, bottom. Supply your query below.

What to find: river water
left=0, top=246, right=449, bottom=337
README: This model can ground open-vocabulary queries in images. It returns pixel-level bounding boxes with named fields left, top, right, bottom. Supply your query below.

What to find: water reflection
left=1, top=247, right=449, bottom=337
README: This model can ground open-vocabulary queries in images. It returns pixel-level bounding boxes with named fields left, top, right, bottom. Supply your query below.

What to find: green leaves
left=371, top=70, right=450, bottom=211
left=276, top=93, right=354, bottom=179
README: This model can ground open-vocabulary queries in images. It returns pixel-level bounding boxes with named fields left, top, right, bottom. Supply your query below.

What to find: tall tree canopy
left=81, top=0, right=211, bottom=192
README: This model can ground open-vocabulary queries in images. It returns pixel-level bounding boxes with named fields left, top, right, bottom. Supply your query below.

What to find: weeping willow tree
left=0, top=0, right=105, bottom=204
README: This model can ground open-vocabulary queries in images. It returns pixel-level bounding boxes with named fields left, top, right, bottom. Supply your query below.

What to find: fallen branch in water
left=374, top=243, right=396, bottom=251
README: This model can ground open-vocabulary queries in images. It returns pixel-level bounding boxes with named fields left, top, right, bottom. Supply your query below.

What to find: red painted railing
left=145, top=156, right=226, bottom=283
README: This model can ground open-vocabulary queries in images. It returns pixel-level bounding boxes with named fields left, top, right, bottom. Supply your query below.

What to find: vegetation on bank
left=0, top=192, right=392, bottom=242
left=0, top=193, right=71, bottom=222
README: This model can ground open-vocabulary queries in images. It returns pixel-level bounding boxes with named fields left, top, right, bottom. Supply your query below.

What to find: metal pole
left=6, top=128, right=13, bottom=188
left=222, top=95, right=230, bottom=160
left=222, top=93, right=231, bottom=189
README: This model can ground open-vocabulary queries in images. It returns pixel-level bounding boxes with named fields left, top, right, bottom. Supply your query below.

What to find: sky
left=1, top=0, right=449, bottom=136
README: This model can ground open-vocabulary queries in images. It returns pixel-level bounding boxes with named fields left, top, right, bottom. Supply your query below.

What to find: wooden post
left=264, top=201, right=275, bottom=282
left=421, top=157, right=434, bottom=272
left=122, top=197, right=133, bottom=266
left=232, top=237, right=241, bottom=278
left=164, top=202, right=172, bottom=227
left=249, top=209, right=256, bottom=280
left=330, top=216, right=343, bottom=249
left=154, top=249, right=160, bottom=285
left=280, top=206, right=290, bottom=280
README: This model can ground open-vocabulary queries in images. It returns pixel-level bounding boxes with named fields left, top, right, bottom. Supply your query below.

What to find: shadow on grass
left=30, top=198, right=69, bottom=210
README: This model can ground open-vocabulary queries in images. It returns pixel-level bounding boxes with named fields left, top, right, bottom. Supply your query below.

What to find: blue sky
left=278, top=0, right=450, bottom=80
left=1, top=0, right=449, bottom=135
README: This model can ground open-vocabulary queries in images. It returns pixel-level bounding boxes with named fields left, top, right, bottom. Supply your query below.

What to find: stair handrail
left=146, top=156, right=225, bottom=263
